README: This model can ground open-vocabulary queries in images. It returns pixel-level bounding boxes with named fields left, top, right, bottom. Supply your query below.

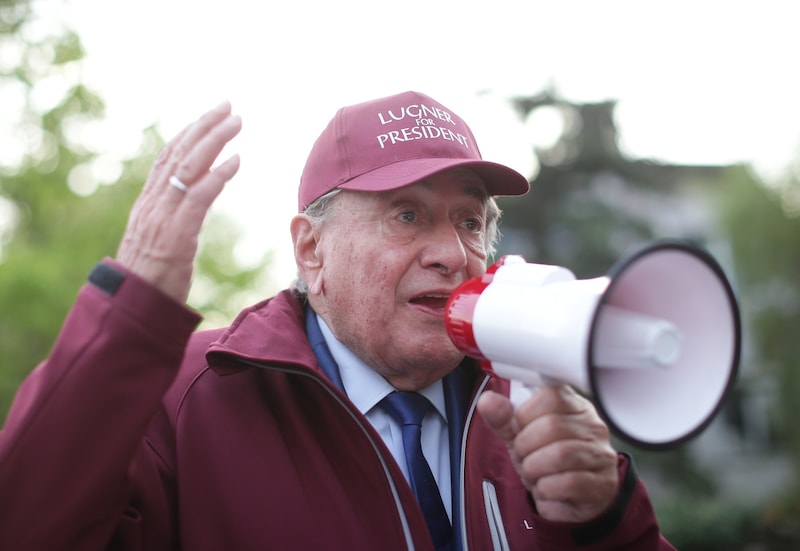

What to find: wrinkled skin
left=292, top=170, right=489, bottom=391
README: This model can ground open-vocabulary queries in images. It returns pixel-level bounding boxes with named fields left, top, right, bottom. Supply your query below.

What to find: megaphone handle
left=509, top=374, right=558, bottom=409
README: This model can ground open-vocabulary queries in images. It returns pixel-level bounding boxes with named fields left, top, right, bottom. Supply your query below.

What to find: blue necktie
left=381, top=392, right=453, bottom=551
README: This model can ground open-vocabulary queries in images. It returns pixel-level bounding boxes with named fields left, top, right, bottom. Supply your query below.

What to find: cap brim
left=336, top=158, right=530, bottom=198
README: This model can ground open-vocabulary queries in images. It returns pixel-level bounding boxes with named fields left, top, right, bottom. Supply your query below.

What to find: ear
left=290, top=214, right=324, bottom=295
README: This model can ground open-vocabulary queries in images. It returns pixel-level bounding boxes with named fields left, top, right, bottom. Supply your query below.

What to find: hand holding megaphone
left=445, top=240, right=741, bottom=449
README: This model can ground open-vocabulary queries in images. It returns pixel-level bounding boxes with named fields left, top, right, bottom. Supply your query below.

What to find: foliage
left=656, top=489, right=800, bottom=550
left=0, top=0, right=31, bottom=34
left=759, top=488, right=800, bottom=545
left=0, top=0, right=269, bottom=420
left=717, top=165, right=800, bottom=465
left=713, top=165, right=800, bottom=540
left=655, top=496, right=756, bottom=551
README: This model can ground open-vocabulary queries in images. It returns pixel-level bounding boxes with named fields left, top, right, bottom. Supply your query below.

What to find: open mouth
left=409, top=294, right=450, bottom=310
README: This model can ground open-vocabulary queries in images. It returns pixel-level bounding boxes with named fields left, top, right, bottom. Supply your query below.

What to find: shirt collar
left=315, top=314, right=447, bottom=421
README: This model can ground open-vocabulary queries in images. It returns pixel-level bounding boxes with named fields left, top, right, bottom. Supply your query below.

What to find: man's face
left=310, top=169, right=490, bottom=390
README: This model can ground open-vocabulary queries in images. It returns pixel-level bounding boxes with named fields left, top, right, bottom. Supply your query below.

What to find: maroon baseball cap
left=298, top=91, right=530, bottom=211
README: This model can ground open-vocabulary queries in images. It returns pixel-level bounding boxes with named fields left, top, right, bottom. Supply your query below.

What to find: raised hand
left=116, top=101, right=242, bottom=302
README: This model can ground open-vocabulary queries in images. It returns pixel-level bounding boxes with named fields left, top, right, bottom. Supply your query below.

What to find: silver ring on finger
left=169, top=175, right=188, bottom=193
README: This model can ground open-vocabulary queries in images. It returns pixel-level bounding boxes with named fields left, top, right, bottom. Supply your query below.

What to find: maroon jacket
left=0, top=261, right=676, bottom=550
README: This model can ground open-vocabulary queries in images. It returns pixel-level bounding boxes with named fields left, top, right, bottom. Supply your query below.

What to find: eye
left=398, top=210, right=417, bottom=223
left=462, top=217, right=483, bottom=233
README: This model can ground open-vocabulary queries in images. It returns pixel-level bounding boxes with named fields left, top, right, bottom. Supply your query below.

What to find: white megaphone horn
left=445, top=240, right=741, bottom=449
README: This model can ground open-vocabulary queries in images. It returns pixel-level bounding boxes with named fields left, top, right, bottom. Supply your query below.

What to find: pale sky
left=25, top=0, right=800, bottom=287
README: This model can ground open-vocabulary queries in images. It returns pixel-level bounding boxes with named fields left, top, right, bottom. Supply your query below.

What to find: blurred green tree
left=720, top=165, right=800, bottom=456
left=717, top=164, right=800, bottom=539
left=0, top=0, right=270, bottom=420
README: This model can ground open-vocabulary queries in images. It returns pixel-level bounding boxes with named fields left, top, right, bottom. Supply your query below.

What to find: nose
left=419, top=221, right=468, bottom=275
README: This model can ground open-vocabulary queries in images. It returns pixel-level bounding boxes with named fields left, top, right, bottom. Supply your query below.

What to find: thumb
left=477, top=390, right=519, bottom=445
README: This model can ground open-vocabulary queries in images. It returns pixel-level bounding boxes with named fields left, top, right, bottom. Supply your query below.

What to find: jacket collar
left=203, top=289, right=489, bottom=406
left=205, top=290, right=322, bottom=375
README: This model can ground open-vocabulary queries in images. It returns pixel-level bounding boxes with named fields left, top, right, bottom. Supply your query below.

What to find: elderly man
left=0, top=92, right=675, bottom=550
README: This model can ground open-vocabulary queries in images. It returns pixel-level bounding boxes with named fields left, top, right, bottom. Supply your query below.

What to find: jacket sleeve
left=0, top=260, right=201, bottom=551
left=529, top=454, right=677, bottom=551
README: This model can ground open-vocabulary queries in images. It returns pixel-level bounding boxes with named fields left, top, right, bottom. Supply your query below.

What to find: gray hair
left=290, top=189, right=502, bottom=296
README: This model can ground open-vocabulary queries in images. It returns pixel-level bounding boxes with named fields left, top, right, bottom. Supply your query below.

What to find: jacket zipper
left=457, top=375, right=490, bottom=551
left=482, top=480, right=511, bottom=551
left=237, top=359, right=417, bottom=550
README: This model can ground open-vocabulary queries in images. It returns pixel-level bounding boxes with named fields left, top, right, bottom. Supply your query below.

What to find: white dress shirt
left=316, top=315, right=453, bottom=520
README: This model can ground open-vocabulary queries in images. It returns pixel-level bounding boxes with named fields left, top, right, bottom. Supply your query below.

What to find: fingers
left=115, top=101, right=243, bottom=302
left=479, top=383, right=619, bottom=522
left=172, top=111, right=243, bottom=186
left=514, top=386, right=606, bottom=453
left=531, top=468, right=620, bottom=522
left=176, top=153, right=241, bottom=235
left=518, top=431, right=616, bottom=482
left=530, top=457, right=618, bottom=500
left=477, top=390, right=518, bottom=444
left=138, top=102, right=233, bottom=205
left=149, top=103, right=242, bottom=215
left=516, top=384, right=589, bottom=421
left=154, top=101, right=235, bottom=187
left=158, top=112, right=242, bottom=214
left=514, top=386, right=614, bottom=471
left=128, top=102, right=238, bottom=238
left=194, top=153, right=242, bottom=202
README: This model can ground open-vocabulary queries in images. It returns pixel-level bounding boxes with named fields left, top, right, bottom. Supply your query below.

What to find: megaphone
left=445, top=240, right=741, bottom=449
